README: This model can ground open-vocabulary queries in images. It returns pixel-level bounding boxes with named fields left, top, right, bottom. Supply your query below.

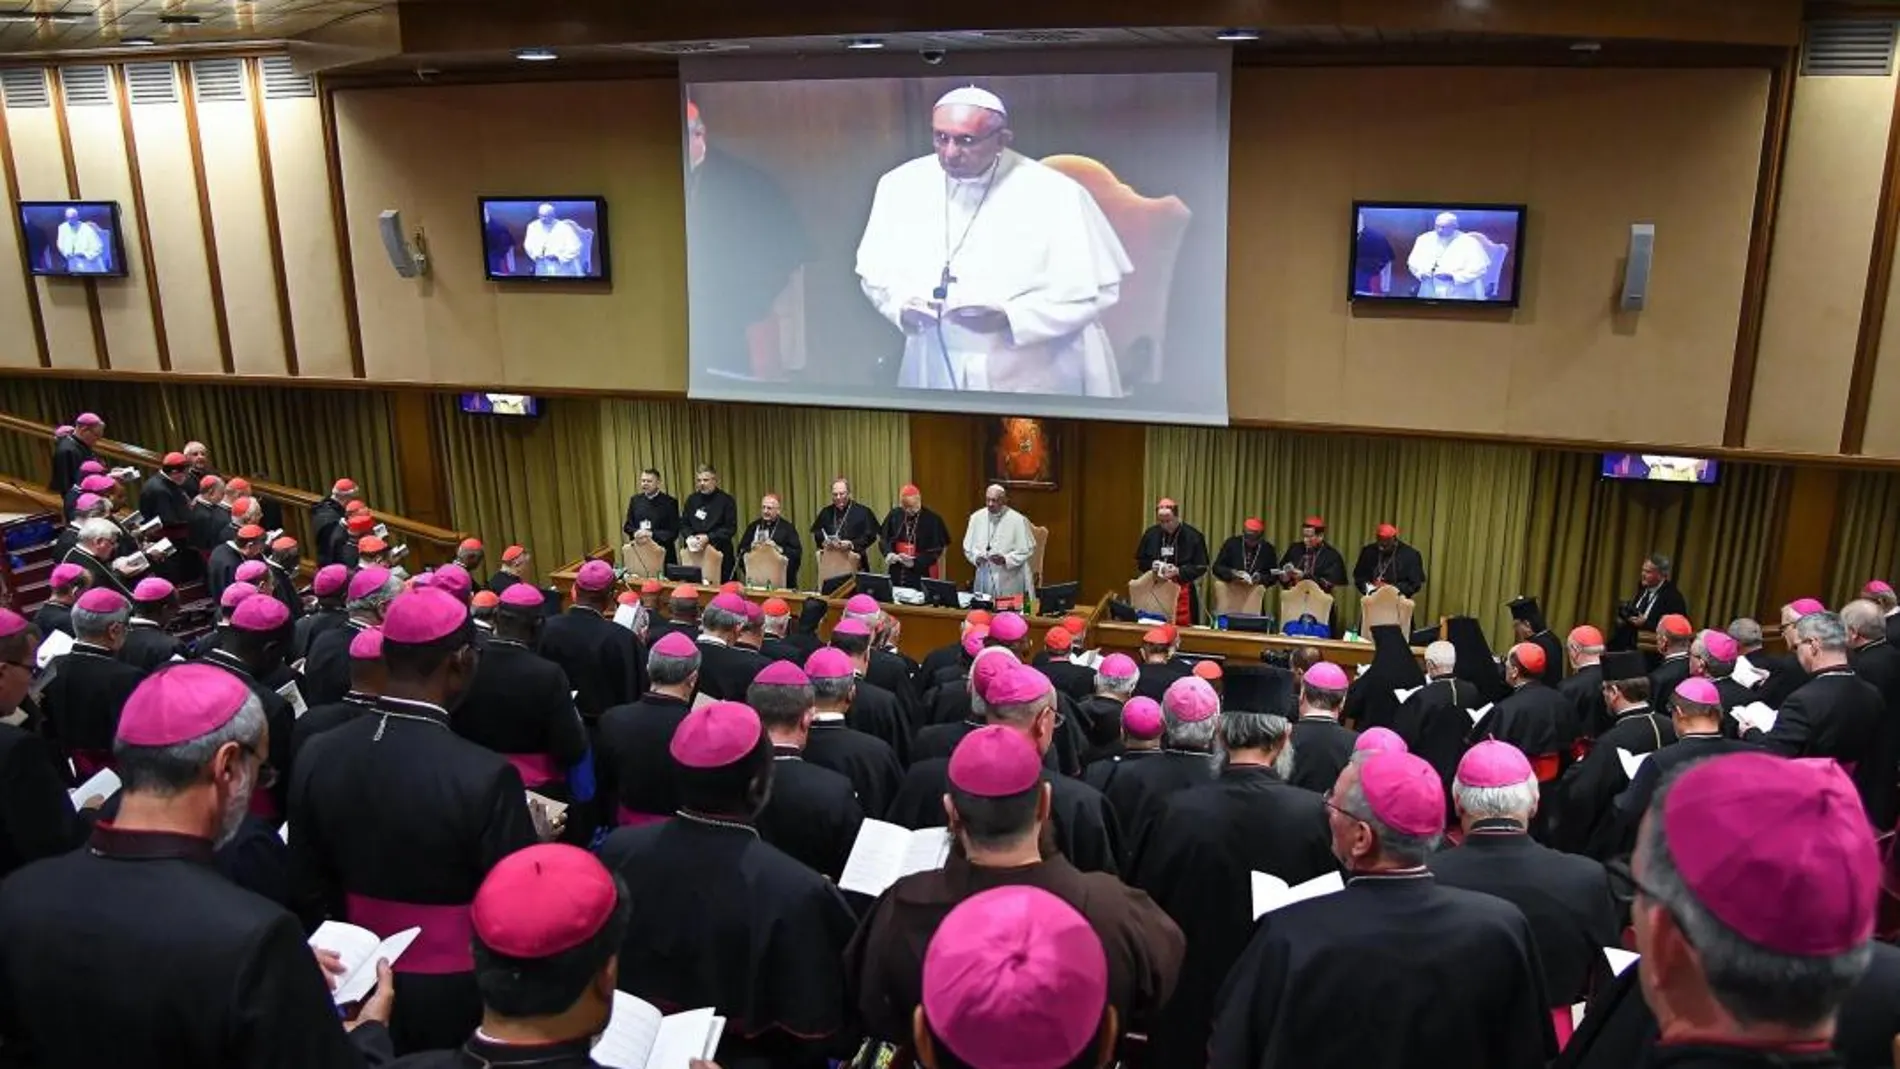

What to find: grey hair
left=1093, top=669, right=1137, bottom=698
left=1453, top=775, right=1539, bottom=823
left=1727, top=618, right=1763, bottom=649
left=347, top=574, right=402, bottom=615
left=1793, top=611, right=1848, bottom=654
left=1424, top=641, right=1457, bottom=674
left=648, top=647, right=701, bottom=687
left=988, top=694, right=1053, bottom=727
left=71, top=599, right=131, bottom=640
left=77, top=517, right=120, bottom=546
left=1636, top=776, right=1871, bottom=1027
left=810, top=674, right=853, bottom=703
left=1841, top=599, right=1887, bottom=644
left=1163, top=709, right=1220, bottom=752
left=1691, top=635, right=1736, bottom=677
left=1219, top=710, right=1290, bottom=753
left=114, top=691, right=267, bottom=796
left=1341, top=761, right=1442, bottom=865
left=700, top=604, right=744, bottom=633
left=1647, top=553, right=1673, bottom=578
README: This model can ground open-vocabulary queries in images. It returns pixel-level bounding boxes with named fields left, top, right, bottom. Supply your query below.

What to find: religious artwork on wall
left=988, top=417, right=1059, bottom=490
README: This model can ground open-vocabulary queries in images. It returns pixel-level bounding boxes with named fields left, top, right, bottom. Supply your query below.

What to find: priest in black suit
left=748, top=662, right=865, bottom=881
left=1351, top=523, right=1427, bottom=598
left=1508, top=595, right=1565, bottom=687
left=809, top=478, right=880, bottom=565
left=47, top=414, right=101, bottom=494
left=1648, top=614, right=1695, bottom=711
left=693, top=592, right=769, bottom=702
left=681, top=466, right=738, bottom=583
left=1392, top=641, right=1479, bottom=811
left=803, top=649, right=904, bottom=820
left=1558, top=625, right=1610, bottom=739
left=878, top=484, right=951, bottom=588
left=1551, top=650, right=1674, bottom=860
left=537, top=560, right=645, bottom=722
left=1610, top=551, right=1689, bottom=652
left=1738, top=610, right=1885, bottom=817
left=1847, top=598, right=1900, bottom=830
left=1287, top=662, right=1360, bottom=794
left=739, top=492, right=803, bottom=590
left=622, top=467, right=681, bottom=567
left=38, top=589, right=147, bottom=784
left=1613, top=676, right=1756, bottom=840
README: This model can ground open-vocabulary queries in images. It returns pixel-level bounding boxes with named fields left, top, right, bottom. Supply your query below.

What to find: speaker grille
left=260, top=55, right=314, bottom=100
left=126, top=62, right=178, bottom=106
left=1802, top=19, right=1898, bottom=77
left=58, top=66, right=112, bottom=107
left=190, top=58, right=246, bottom=102
left=0, top=68, right=49, bottom=110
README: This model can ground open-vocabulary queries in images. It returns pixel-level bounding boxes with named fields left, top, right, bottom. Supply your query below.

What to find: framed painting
left=987, top=417, right=1059, bottom=490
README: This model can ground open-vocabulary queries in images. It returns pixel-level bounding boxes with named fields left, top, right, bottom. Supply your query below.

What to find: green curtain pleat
left=1516, top=452, right=1780, bottom=641
left=1830, top=470, right=1900, bottom=603
left=432, top=396, right=912, bottom=582
left=0, top=378, right=404, bottom=514
left=1144, top=426, right=1537, bottom=642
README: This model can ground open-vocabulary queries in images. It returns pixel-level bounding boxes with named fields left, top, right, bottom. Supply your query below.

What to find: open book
left=594, top=991, right=725, bottom=1069
left=1615, top=747, right=1651, bottom=780
left=1730, top=655, right=1767, bottom=689
left=1250, top=870, right=1345, bottom=920
left=144, top=537, right=174, bottom=560
left=613, top=602, right=641, bottom=631
left=35, top=628, right=73, bottom=669
left=1730, top=701, right=1778, bottom=734
left=838, top=820, right=951, bottom=897
left=306, top=921, right=422, bottom=1005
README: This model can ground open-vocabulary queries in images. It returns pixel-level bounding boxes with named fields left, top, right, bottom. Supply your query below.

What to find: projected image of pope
left=522, top=203, right=585, bottom=277
left=1404, top=211, right=1491, bottom=301
left=855, top=87, right=1132, bottom=397
left=56, top=208, right=108, bottom=274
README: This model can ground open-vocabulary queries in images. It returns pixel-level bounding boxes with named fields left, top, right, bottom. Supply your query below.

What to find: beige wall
left=1228, top=66, right=1769, bottom=446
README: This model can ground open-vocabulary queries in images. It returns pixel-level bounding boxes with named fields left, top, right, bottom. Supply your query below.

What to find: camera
left=920, top=49, right=946, bottom=65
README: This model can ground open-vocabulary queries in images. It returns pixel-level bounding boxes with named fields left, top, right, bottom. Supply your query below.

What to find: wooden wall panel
left=1749, top=70, right=1898, bottom=452
left=264, top=94, right=352, bottom=378
left=127, top=100, right=222, bottom=374
left=67, top=91, right=160, bottom=371
left=9, top=106, right=93, bottom=369
left=196, top=98, right=287, bottom=376
left=0, top=104, right=40, bottom=371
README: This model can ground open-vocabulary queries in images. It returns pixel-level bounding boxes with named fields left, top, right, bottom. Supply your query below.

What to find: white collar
left=812, top=711, right=846, bottom=723
left=697, top=634, right=729, bottom=647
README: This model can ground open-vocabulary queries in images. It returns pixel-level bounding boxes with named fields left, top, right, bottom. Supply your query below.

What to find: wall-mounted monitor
left=18, top=200, right=128, bottom=278
left=1350, top=201, right=1526, bottom=307
left=477, top=196, right=609, bottom=281
left=1601, top=452, right=1718, bottom=485
left=458, top=392, right=543, bottom=417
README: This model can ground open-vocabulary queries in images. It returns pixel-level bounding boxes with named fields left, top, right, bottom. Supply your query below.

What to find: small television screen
left=1350, top=201, right=1526, bottom=307
left=19, top=201, right=127, bottom=278
left=1601, top=452, right=1719, bottom=485
left=477, top=196, right=609, bottom=281
left=458, top=392, right=542, bottom=417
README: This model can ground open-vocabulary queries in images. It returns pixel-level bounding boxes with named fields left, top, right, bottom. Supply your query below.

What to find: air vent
left=979, top=28, right=1094, bottom=44
left=1802, top=19, right=1898, bottom=76
left=125, top=62, right=177, bottom=105
left=58, top=66, right=111, bottom=107
left=0, top=68, right=48, bottom=109
left=628, top=40, right=749, bottom=55
left=190, top=57, right=245, bottom=102
left=259, top=55, right=314, bottom=99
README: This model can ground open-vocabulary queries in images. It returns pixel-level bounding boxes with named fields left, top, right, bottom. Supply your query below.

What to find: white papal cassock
left=963, top=506, right=1036, bottom=598
left=856, top=149, right=1132, bottom=397
left=1405, top=230, right=1492, bottom=301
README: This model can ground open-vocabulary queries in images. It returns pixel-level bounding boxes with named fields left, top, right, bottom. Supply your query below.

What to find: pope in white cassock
left=1404, top=212, right=1492, bottom=301
left=963, top=484, right=1036, bottom=599
left=55, top=208, right=108, bottom=274
left=855, top=87, right=1132, bottom=397
left=522, top=203, right=586, bottom=277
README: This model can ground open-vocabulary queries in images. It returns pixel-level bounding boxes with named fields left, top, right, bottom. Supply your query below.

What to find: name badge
left=1160, top=546, right=1175, bottom=558
left=694, top=508, right=707, bottom=521
left=639, top=521, right=650, bottom=531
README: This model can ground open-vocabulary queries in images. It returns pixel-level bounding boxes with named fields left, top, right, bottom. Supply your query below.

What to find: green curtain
left=1830, top=470, right=1900, bottom=604
left=1517, top=452, right=1781, bottom=640
left=0, top=377, right=405, bottom=512
left=433, top=395, right=611, bottom=578
left=1144, top=426, right=1537, bottom=642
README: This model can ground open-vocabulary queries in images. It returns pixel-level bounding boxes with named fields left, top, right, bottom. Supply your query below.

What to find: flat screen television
left=477, top=196, right=609, bottom=281
left=1601, top=452, right=1719, bottom=485
left=1349, top=201, right=1526, bottom=307
left=458, top=392, right=542, bottom=417
left=19, top=201, right=128, bottom=278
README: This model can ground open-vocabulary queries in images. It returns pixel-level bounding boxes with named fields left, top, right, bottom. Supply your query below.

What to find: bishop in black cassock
left=1135, top=500, right=1209, bottom=625
left=1352, top=525, right=1427, bottom=598
left=810, top=486, right=880, bottom=564
left=740, top=507, right=804, bottom=589
left=879, top=488, right=951, bottom=588
left=1551, top=651, right=1674, bottom=859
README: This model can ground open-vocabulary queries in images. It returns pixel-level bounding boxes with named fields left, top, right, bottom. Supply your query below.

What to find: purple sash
left=616, top=805, right=670, bottom=828
left=505, top=753, right=562, bottom=789
left=345, top=894, right=474, bottom=974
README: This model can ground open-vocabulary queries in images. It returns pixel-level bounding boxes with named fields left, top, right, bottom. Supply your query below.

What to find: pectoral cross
left=933, top=264, right=955, bottom=302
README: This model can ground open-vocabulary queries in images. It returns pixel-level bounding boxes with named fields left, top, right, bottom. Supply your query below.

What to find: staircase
left=0, top=511, right=60, bottom=618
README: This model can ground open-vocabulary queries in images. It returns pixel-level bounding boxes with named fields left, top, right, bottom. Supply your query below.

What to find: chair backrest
left=1279, top=579, right=1334, bottom=629
left=1039, top=154, right=1193, bottom=385
left=816, top=544, right=859, bottom=584
left=682, top=542, right=723, bottom=584
left=1128, top=571, right=1183, bottom=619
left=743, top=542, right=787, bottom=590
left=1030, top=525, right=1049, bottom=587
left=1209, top=578, right=1266, bottom=618
left=1477, top=236, right=1509, bottom=298
left=578, top=227, right=596, bottom=275
left=620, top=538, right=665, bottom=579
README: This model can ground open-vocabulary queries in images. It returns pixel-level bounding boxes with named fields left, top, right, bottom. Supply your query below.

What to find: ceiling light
left=845, top=37, right=884, bottom=50
left=1215, top=28, right=1259, bottom=42
left=515, top=47, right=558, bottom=62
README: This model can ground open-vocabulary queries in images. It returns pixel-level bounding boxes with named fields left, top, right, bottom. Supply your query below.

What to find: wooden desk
left=1091, top=621, right=1421, bottom=668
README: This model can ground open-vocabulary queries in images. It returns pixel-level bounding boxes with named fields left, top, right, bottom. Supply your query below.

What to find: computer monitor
left=819, top=574, right=853, bottom=596
left=1408, top=625, right=1442, bottom=647
left=1035, top=582, right=1079, bottom=616
left=921, top=578, right=961, bottom=608
left=663, top=565, right=702, bottom=583
left=854, top=572, right=895, bottom=604
left=1106, top=599, right=1142, bottom=623
left=1221, top=613, right=1276, bottom=634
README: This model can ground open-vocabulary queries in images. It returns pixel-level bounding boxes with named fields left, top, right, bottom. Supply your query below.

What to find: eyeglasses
left=1321, top=789, right=1369, bottom=825
left=933, top=129, right=1004, bottom=149
left=241, top=744, right=278, bottom=791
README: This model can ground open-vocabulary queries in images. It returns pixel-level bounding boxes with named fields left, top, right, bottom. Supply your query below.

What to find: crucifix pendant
left=933, top=264, right=955, bottom=302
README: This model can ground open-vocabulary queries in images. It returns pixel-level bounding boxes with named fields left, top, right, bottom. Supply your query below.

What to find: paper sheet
left=1730, top=655, right=1767, bottom=689
left=277, top=680, right=309, bottom=719
left=613, top=603, right=641, bottom=631
left=307, top=921, right=421, bottom=1005
left=1393, top=685, right=1424, bottom=704
left=1250, top=869, right=1346, bottom=920
left=527, top=790, right=569, bottom=824
left=1604, top=947, right=1640, bottom=977
left=838, top=821, right=951, bottom=897
left=593, top=991, right=725, bottom=1069
left=69, top=766, right=120, bottom=804
left=1467, top=703, right=1493, bottom=726
left=1616, top=747, right=1650, bottom=780
left=35, top=628, right=73, bottom=668
left=278, top=822, right=290, bottom=844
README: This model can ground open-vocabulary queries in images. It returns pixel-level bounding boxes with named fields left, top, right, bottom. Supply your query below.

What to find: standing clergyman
left=855, top=87, right=1131, bottom=397
left=963, top=484, right=1036, bottom=601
